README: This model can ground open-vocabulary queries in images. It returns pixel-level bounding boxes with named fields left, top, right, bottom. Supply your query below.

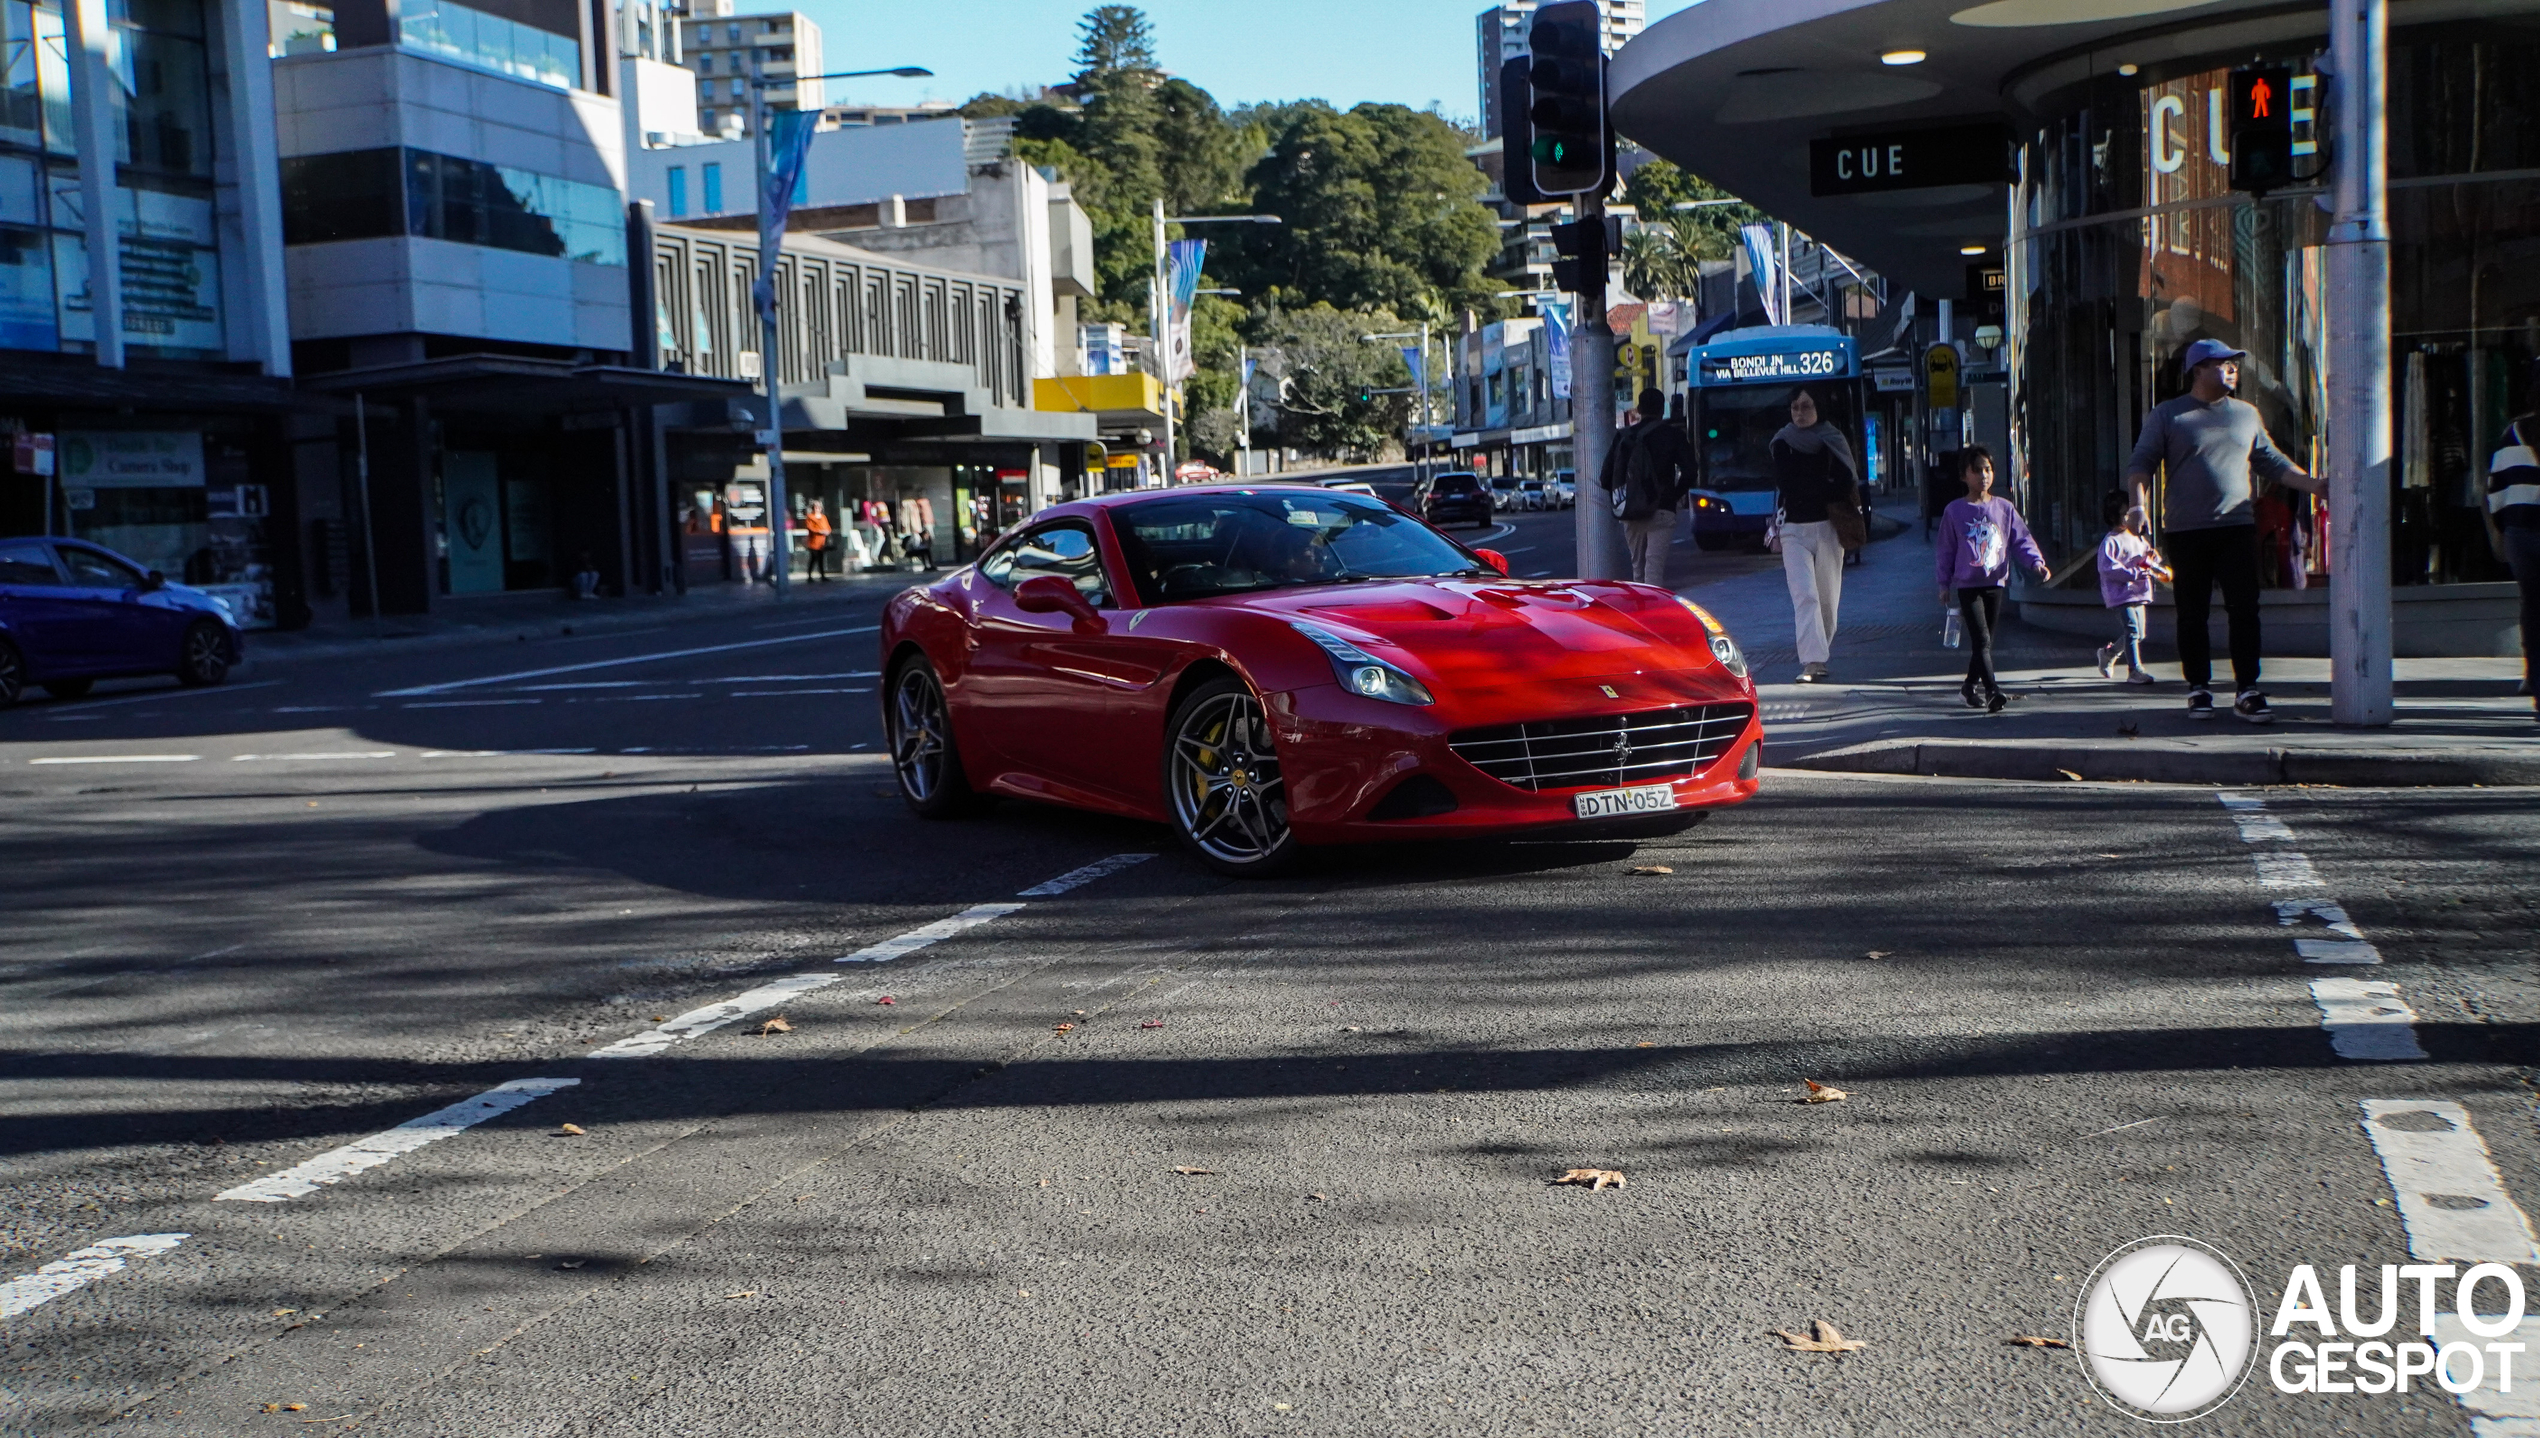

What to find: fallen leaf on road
left=556, top=1123, right=585, bottom=1136
left=755, top=1015, right=792, bottom=1036
left=1553, top=1168, right=1626, bottom=1190
left=272, top=1309, right=297, bottom=1317
left=1802, top=1080, right=1849, bottom=1103
left=723, top=1290, right=756, bottom=1300
left=650, top=1015, right=667, bottom=1023
left=2054, top=768, right=2084, bottom=782
left=557, top=1259, right=586, bottom=1270
left=1777, top=1320, right=1866, bottom=1353
left=875, top=996, right=895, bottom=1005
left=1627, top=865, right=1674, bottom=876
left=1308, top=1193, right=1327, bottom=1201
left=1140, top=1019, right=1165, bottom=1029
left=1635, top=1041, right=1656, bottom=1048
left=1340, top=1025, right=1361, bottom=1032
left=2005, top=1335, right=2070, bottom=1348
left=1073, top=1010, right=1088, bottom=1016
left=284, top=1403, right=308, bottom=1411
left=1172, top=1166, right=1215, bottom=1175
left=1054, top=1022, right=1075, bottom=1033
left=1865, top=950, right=1891, bottom=959
left=2116, top=721, right=2140, bottom=737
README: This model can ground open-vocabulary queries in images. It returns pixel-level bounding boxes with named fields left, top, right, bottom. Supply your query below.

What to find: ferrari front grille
left=1447, top=703, right=1754, bottom=792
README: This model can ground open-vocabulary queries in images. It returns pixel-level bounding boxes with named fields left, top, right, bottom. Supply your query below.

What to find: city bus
left=1684, top=325, right=1865, bottom=551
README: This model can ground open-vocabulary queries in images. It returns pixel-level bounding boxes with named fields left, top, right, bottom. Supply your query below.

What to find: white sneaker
left=2125, top=667, right=2156, bottom=686
left=2096, top=643, right=2118, bottom=679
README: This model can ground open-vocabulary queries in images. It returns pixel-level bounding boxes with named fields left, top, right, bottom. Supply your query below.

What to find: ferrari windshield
left=1111, top=491, right=1489, bottom=604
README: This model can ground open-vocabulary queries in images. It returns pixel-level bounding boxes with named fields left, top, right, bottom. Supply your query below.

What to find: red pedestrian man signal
left=2247, top=76, right=2273, bottom=118
left=2226, top=66, right=2294, bottom=194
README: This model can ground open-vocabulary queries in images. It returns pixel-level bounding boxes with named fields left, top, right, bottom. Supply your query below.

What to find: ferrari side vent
left=1449, top=703, right=1754, bottom=792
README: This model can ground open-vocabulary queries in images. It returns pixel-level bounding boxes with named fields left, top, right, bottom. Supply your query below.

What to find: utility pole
left=1151, top=197, right=1171, bottom=485
left=749, top=69, right=792, bottom=593
left=2327, top=0, right=2393, bottom=725
left=1571, top=192, right=1624, bottom=579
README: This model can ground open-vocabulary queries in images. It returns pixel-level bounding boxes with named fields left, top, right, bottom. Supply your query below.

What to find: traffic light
left=1549, top=214, right=1620, bottom=296
left=1526, top=1, right=1612, bottom=197
left=1498, top=56, right=1547, bottom=206
left=2226, top=65, right=2295, bottom=194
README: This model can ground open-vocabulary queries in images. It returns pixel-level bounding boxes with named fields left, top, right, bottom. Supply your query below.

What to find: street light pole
left=2327, top=0, right=2393, bottom=725
left=1572, top=191, right=1624, bottom=579
left=1151, top=203, right=1280, bottom=484
left=746, top=63, right=931, bottom=591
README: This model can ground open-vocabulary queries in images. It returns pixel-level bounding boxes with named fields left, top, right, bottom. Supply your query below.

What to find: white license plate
left=1572, top=783, right=1679, bottom=820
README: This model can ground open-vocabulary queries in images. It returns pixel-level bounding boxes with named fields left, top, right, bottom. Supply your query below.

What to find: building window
left=397, top=0, right=580, bottom=91
left=725, top=22, right=739, bottom=43
left=694, top=51, right=711, bottom=72
left=280, top=146, right=624, bottom=266
left=266, top=0, right=335, bottom=56
left=665, top=165, right=686, bottom=218
left=701, top=161, right=721, bottom=214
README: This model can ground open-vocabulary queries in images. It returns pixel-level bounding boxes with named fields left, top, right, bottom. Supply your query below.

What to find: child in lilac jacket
left=1935, top=447, right=2050, bottom=711
left=2094, top=493, right=2168, bottom=684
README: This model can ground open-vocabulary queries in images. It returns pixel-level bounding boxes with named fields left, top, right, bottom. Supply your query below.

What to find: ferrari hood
left=1228, top=578, right=1726, bottom=689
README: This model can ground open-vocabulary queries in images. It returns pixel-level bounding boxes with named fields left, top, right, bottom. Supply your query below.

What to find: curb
left=1785, top=738, right=2540, bottom=787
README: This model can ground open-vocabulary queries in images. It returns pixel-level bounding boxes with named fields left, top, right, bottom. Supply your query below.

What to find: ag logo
left=2075, top=1236, right=2258, bottom=1422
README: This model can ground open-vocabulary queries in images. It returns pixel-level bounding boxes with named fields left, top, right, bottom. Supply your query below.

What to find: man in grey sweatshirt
left=2125, top=338, right=2325, bottom=724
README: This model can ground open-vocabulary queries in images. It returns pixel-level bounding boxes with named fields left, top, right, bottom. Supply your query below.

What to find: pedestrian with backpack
left=1603, top=386, right=1691, bottom=587
left=1772, top=387, right=1861, bottom=683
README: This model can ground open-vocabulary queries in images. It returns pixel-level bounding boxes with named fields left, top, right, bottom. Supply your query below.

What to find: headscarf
left=1772, top=420, right=1860, bottom=483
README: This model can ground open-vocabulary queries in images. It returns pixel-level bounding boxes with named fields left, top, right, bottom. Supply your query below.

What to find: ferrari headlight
left=1291, top=621, right=1434, bottom=706
left=1675, top=597, right=1748, bottom=680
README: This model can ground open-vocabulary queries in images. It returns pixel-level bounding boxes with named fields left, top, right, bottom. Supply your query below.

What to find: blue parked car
left=0, top=536, right=245, bottom=706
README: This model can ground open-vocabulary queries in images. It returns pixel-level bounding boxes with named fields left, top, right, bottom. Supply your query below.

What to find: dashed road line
left=402, top=699, right=543, bottom=709
left=232, top=752, right=398, bottom=762
left=2310, top=979, right=2432, bottom=1062
left=836, top=903, right=1028, bottom=963
left=2357, top=1100, right=2540, bottom=1264
left=215, top=1078, right=580, bottom=1204
left=26, top=754, right=200, bottom=765
left=2221, top=793, right=2418, bottom=1059
left=1018, top=853, right=1155, bottom=896
left=0, top=1235, right=189, bottom=1320
left=377, top=624, right=880, bottom=696
left=589, top=973, right=846, bottom=1059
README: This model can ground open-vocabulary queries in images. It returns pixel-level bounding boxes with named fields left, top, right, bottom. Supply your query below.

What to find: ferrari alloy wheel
left=175, top=621, right=229, bottom=687
left=888, top=656, right=986, bottom=818
left=1165, top=677, right=1298, bottom=877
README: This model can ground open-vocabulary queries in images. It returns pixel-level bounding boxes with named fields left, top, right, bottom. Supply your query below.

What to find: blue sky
left=788, top=1, right=1700, bottom=122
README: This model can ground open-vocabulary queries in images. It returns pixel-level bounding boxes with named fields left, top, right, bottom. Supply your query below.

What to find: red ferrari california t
left=878, top=484, right=1760, bottom=876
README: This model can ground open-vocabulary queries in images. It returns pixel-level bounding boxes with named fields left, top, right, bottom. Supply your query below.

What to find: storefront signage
left=1966, top=264, right=2004, bottom=301
left=59, top=431, right=204, bottom=487
left=1924, top=344, right=1960, bottom=409
left=1869, top=367, right=1916, bottom=393
left=13, top=431, right=54, bottom=476
left=1698, top=346, right=1847, bottom=385
left=1809, top=123, right=2011, bottom=197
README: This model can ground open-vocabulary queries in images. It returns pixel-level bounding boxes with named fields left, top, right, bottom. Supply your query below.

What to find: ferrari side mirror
left=1472, top=548, right=1511, bottom=577
left=1014, top=574, right=1105, bottom=631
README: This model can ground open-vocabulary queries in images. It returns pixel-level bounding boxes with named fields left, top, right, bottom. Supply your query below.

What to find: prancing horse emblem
left=1599, top=684, right=1619, bottom=698
left=1612, top=731, right=1634, bottom=764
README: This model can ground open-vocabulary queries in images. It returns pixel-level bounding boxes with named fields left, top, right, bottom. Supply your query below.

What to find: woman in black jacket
left=1772, top=389, right=1861, bottom=683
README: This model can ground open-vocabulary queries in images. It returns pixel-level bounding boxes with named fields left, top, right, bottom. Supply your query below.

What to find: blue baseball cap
left=2181, top=338, right=2248, bottom=371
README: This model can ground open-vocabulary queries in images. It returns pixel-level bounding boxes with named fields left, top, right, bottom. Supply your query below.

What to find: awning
left=0, top=354, right=322, bottom=415
left=300, top=355, right=754, bottom=411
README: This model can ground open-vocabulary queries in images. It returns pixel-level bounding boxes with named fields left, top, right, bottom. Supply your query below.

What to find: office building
left=679, top=1, right=821, bottom=139
left=1476, top=0, right=1644, bottom=140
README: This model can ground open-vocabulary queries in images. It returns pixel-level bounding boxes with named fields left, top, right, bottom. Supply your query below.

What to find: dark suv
left=1417, top=471, right=1492, bottom=529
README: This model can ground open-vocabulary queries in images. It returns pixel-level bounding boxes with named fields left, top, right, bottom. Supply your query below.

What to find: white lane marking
left=377, top=624, right=882, bottom=696
left=2296, top=938, right=2385, bottom=965
left=712, top=673, right=879, bottom=682
left=730, top=688, right=870, bottom=697
left=518, top=681, right=650, bottom=691
left=2358, top=1101, right=2540, bottom=1264
left=2232, top=813, right=2296, bottom=842
left=837, top=903, right=1027, bottom=963
left=1018, top=853, right=1156, bottom=896
left=2216, top=792, right=2268, bottom=811
left=402, top=699, right=542, bottom=708
left=2430, top=1316, right=2540, bottom=1434
left=214, top=1078, right=579, bottom=1203
left=591, top=694, right=702, bottom=702
left=49, top=679, right=282, bottom=711
left=589, top=973, right=843, bottom=1059
left=0, top=1235, right=188, bottom=1320
left=2312, top=979, right=2431, bottom=1062
left=417, top=748, right=600, bottom=758
left=26, top=754, right=200, bottom=765
left=2275, top=897, right=2364, bottom=939
left=271, top=705, right=375, bottom=714
left=232, top=752, right=399, bottom=762
left=2253, top=851, right=2323, bottom=888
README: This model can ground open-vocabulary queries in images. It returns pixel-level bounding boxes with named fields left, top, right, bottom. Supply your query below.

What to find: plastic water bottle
left=1940, top=606, right=1964, bottom=650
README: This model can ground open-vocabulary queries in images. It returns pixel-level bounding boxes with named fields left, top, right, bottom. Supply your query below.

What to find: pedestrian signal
left=2227, top=66, right=2295, bottom=194
left=1526, top=2, right=1612, bottom=197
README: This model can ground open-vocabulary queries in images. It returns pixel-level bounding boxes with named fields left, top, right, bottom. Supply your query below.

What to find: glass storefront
left=2007, top=24, right=2540, bottom=590
left=51, top=427, right=277, bottom=625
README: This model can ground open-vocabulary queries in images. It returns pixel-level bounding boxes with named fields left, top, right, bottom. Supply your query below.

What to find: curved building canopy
left=1608, top=0, right=2309, bottom=295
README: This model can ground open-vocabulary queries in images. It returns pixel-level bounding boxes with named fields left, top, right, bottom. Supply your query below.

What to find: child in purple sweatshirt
left=1935, top=446, right=2050, bottom=712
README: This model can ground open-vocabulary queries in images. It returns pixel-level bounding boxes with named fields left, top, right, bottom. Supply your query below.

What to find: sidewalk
left=1679, top=500, right=2538, bottom=787
left=241, top=569, right=915, bottom=670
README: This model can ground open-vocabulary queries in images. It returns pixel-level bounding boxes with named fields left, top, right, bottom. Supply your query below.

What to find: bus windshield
left=1694, top=382, right=1861, bottom=492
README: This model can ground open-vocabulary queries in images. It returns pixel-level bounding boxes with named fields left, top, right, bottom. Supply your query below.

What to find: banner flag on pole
left=1740, top=223, right=1783, bottom=325
left=753, top=109, right=820, bottom=320
left=1165, top=239, right=1207, bottom=382
left=1544, top=300, right=1573, bottom=401
left=1399, top=346, right=1424, bottom=396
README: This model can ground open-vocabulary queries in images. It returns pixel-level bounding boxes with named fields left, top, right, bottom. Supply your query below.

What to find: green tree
left=1220, top=102, right=1500, bottom=318
left=1155, top=78, right=1243, bottom=217
left=1621, top=156, right=1765, bottom=263
left=1252, top=302, right=1416, bottom=459
left=1072, top=5, right=1155, bottom=79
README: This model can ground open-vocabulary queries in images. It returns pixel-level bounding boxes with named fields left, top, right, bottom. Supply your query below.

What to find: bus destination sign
left=1698, top=346, right=1846, bottom=385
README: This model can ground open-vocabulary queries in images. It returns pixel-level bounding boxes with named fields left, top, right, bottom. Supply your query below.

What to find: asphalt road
left=5, top=568, right=2537, bottom=1437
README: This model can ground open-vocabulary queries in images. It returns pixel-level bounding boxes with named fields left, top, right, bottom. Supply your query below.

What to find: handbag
left=1829, top=481, right=1869, bottom=550
left=1764, top=510, right=1784, bottom=554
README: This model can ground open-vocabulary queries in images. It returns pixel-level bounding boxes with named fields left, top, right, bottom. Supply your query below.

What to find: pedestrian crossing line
left=2310, top=979, right=2432, bottom=1062
left=2218, top=792, right=2422, bottom=1061
left=0, top=1235, right=188, bottom=1321
left=591, top=854, right=1151, bottom=1059
left=213, top=1078, right=579, bottom=1203
left=2357, top=1100, right=2540, bottom=1265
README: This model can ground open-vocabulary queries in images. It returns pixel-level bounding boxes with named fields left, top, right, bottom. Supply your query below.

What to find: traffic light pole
left=1569, top=192, right=1625, bottom=581
left=2326, top=0, right=2392, bottom=725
